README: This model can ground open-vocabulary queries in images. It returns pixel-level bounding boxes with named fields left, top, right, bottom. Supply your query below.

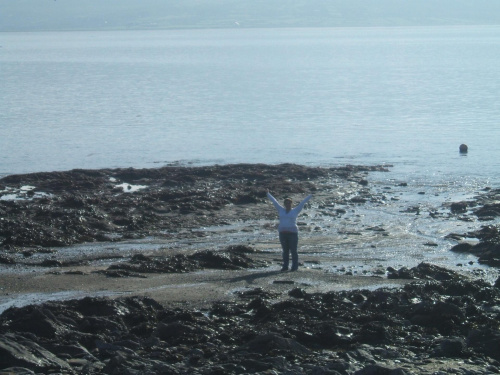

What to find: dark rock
left=0, top=255, right=15, bottom=264
left=359, top=179, right=369, bottom=186
left=357, top=322, right=391, bottom=344
left=366, top=226, right=385, bottom=232
left=103, top=246, right=264, bottom=276
left=107, top=253, right=196, bottom=274
left=273, top=280, right=295, bottom=284
left=410, top=301, right=465, bottom=334
left=1, top=271, right=500, bottom=374
left=156, top=322, right=196, bottom=341
left=448, top=225, right=500, bottom=266
left=435, top=337, right=467, bottom=357
left=225, top=244, right=255, bottom=254
left=469, top=225, right=500, bottom=241
left=49, top=343, right=96, bottom=360
left=233, top=193, right=259, bottom=204
left=445, top=232, right=464, bottom=241
left=74, top=296, right=135, bottom=316
left=467, top=329, right=500, bottom=360
left=237, top=333, right=311, bottom=355
left=190, top=249, right=254, bottom=270
left=0, top=333, right=72, bottom=372
left=6, top=306, right=68, bottom=339
left=450, top=201, right=468, bottom=213
left=387, top=262, right=466, bottom=281
left=450, top=242, right=474, bottom=253
left=237, top=358, right=274, bottom=372
left=288, top=288, right=308, bottom=298
left=475, top=204, right=500, bottom=218
left=350, top=196, right=367, bottom=203
left=40, top=259, right=63, bottom=267
left=314, top=324, right=355, bottom=347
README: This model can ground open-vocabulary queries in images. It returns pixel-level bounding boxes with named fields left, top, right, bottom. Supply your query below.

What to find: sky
left=1, top=0, right=500, bottom=31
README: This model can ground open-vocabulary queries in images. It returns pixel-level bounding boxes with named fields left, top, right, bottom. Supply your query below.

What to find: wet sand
left=0, top=247, right=412, bottom=313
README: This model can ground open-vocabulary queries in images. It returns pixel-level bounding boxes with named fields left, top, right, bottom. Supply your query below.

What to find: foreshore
left=1, top=163, right=500, bottom=374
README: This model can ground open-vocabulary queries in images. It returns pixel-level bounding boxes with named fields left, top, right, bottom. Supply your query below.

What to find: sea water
left=1, top=26, right=499, bottom=188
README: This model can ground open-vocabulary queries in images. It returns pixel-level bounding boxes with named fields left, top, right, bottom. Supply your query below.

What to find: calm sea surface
left=2, top=26, right=500, bottom=295
left=1, top=26, right=500, bottom=190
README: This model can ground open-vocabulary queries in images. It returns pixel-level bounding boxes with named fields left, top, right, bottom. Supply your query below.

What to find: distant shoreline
left=2, top=23, right=500, bottom=34
left=2, top=0, right=500, bottom=33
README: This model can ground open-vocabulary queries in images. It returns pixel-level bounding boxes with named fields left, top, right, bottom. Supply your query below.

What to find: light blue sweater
left=267, top=192, right=312, bottom=233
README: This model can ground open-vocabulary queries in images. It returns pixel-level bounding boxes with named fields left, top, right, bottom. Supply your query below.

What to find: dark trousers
left=279, top=232, right=299, bottom=270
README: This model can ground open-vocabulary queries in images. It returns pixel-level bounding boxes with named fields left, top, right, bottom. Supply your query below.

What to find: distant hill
left=1, top=0, right=500, bottom=32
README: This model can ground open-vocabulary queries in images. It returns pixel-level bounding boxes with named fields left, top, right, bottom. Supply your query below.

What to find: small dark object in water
left=459, top=144, right=468, bottom=153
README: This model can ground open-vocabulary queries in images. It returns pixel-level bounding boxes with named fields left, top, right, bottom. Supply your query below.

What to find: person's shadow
left=222, top=269, right=282, bottom=285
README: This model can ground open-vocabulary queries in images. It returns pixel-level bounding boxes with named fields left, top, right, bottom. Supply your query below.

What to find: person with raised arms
left=267, top=191, right=312, bottom=271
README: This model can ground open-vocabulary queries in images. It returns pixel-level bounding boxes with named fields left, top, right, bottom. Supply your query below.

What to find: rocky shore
left=1, top=163, right=500, bottom=374
left=0, top=263, right=499, bottom=375
left=0, top=164, right=381, bottom=250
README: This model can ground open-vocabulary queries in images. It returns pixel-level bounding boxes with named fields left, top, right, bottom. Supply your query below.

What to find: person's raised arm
left=267, top=191, right=283, bottom=210
left=294, top=194, right=312, bottom=212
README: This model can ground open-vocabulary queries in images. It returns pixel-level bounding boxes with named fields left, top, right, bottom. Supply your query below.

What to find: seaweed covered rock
left=0, top=164, right=387, bottom=252
left=387, top=262, right=466, bottom=281
left=101, top=245, right=266, bottom=277
left=190, top=249, right=255, bottom=270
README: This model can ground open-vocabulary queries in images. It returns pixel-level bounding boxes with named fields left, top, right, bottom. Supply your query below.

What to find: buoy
left=459, top=144, right=468, bottom=153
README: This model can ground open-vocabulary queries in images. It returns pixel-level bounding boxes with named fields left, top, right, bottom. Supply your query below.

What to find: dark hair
left=284, top=198, right=292, bottom=204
